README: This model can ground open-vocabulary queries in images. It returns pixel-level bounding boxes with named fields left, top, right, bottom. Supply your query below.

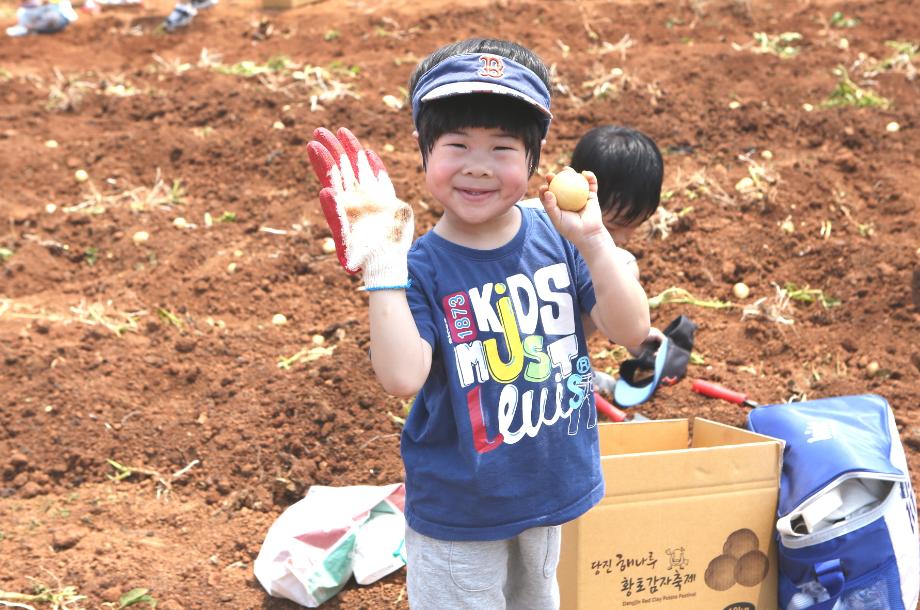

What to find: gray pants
left=405, top=524, right=561, bottom=610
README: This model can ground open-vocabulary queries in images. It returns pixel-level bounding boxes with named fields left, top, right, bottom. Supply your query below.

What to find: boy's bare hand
left=307, top=127, right=414, bottom=290
left=539, top=169, right=610, bottom=248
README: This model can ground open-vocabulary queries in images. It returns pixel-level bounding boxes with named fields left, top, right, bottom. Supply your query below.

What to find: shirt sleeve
left=615, top=247, right=640, bottom=280
left=615, top=247, right=637, bottom=266
left=406, top=256, right=437, bottom=349
left=570, top=241, right=597, bottom=315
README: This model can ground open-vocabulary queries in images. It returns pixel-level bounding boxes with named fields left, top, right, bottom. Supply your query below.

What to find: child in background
left=308, top=37, right=650, bottom=610
left=5, top=0, right=77, bottom=37
left=571, top=124, right=663, bottom=281
left=569, top=125, right=666, bottom=396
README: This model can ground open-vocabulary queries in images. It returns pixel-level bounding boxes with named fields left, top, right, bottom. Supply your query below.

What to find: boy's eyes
left=442, top=142, right=518, bottom=151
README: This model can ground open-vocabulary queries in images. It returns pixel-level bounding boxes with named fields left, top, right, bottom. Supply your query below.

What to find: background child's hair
left=570, top=125, right=664, bottom=225
left=408, top=38, right=551, bottom=176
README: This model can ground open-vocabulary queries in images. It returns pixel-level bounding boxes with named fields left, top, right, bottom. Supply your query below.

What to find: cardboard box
left=559, top=418, right=783, bottom=610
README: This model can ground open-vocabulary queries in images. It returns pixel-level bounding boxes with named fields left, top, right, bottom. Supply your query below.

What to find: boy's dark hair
left=570, top=125, right=663, bottom=225
left=408, top=38, right=551, bottom=176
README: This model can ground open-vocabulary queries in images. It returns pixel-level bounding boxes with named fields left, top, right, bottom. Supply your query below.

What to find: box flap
left=691, top=417, right=782, bottom=448
left=598, top=419, right=688, bottom=455
left=596, top=419, right=782, bottom=500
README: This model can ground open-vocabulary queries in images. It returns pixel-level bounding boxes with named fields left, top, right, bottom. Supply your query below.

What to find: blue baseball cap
left=411, top=52, right=552, bottom=135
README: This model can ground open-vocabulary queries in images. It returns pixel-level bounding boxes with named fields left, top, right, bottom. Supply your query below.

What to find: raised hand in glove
left=307, top=127, right=414, bottom=291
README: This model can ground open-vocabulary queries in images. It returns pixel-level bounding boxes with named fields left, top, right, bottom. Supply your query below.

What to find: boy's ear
left=412, top=130, right=419, bottom=141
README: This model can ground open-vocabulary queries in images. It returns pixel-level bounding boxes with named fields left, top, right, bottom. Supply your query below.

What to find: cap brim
left=420, top=81, right=552, bottom=117
left=614, top=337, right=671, bottom=407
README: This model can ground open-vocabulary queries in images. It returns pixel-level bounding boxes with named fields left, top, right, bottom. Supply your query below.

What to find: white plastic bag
left=254, top=483, right=406, bottom=608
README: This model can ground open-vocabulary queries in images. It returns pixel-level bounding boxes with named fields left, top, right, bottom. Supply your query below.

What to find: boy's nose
left=462, top=163, right=494, bottom=177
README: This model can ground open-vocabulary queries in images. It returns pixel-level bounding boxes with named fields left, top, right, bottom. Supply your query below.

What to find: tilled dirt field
left=1, top=0, right=918, bottom=608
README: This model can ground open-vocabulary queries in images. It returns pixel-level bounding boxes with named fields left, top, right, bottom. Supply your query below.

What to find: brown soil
left=1, top=0, right=919, bottom=608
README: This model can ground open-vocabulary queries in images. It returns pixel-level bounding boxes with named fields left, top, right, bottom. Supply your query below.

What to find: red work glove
left=307, top=127, right=414, bottom=290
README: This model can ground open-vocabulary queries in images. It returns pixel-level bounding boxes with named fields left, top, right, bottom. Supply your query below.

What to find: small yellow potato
left=272, top=313, right=288, bottom=326
left=733, top=282, right=751, bottom=299
left=549, top=169, right=590, bottom=212
left=74, top=169, right=89, bottom=182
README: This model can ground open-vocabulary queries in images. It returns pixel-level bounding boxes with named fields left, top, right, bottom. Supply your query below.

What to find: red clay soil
left=1, top=0, right=919, bottom=608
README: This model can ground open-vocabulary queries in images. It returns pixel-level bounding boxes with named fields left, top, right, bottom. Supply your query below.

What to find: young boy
left=308, top=38, right=649, bottom=609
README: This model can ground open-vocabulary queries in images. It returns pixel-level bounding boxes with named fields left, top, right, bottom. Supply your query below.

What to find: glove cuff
left=362, top=250, right=409, bottom=291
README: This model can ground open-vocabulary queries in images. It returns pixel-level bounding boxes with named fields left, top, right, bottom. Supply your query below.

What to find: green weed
left=213, top=56, right=292, bottom=78
left=752, top=32, right=802, bottom=58
left=168, top=180, right=185, bottom=205
left=156, top=308, right=183, bottom=328
left=648, top=287, right=734, bottom=310
left=119, top=587, right=157, bottom=609
left=829, top=11, right=859, bottom=28
left=784, top=283, right=841, bottom=309
left=823, top=66, right=890, bottom=108
left=0, top=581, right=86, bottom=610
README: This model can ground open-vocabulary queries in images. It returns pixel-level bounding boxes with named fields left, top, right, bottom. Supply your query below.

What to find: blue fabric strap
left=814, top=559, right=845, bottom=597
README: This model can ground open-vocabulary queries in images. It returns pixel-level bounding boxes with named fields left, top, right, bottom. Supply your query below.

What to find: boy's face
left=424, top=127, right=530, bottom=226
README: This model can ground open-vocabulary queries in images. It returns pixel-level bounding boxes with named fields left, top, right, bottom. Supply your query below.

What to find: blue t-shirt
left=402, top=205, right=605, bottom=541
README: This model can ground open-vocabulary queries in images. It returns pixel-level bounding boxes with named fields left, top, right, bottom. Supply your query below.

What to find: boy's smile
left=425, top=127, right=531, bottom=243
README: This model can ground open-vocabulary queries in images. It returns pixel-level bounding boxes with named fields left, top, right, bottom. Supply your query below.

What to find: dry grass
left=0, top=298, right=145, bottom=336
left=61, top=169, right=183, bottom=215
left=741, top=284, right=794, bottom=325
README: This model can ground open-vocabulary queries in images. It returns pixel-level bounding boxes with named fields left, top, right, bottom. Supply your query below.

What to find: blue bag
left=747, top=394, right=919, bottom=610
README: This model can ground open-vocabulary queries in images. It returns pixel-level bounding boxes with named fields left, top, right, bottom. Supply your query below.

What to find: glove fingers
left=365, top=149, right=396, bottom=199
left=335, top=128, right=367, bottom=183
left=308, top=127, right=355, bottom=192
left=307, top=140, right=338, bottom=190
left=312, top=127, right=346, bottom=158
left=365, top=149, right=387, bottom=177
left=319, top=188, right=360, bottom=275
